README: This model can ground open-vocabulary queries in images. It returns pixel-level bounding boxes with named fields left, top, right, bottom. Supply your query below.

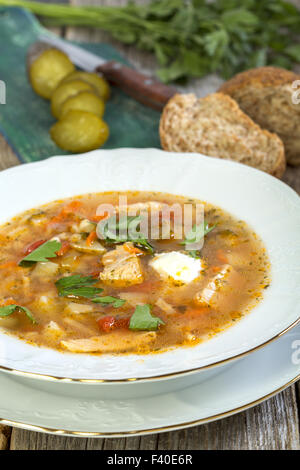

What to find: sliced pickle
left=50, top=110, right=110, bottom=153
left=59, top=91, right=105, bottom=119
left=62, top=71, right=110, bottom=101
left=69, top=233, right=106, bottom=254
left=51, top=80, right=95, bottom=118
left=29, top=48, right=75, bottom=99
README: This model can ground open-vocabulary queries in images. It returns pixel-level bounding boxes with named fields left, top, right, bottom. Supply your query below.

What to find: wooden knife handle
left=96, top=61, right=176, bottom=111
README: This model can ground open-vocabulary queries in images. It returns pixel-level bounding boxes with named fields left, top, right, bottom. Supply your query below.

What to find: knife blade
left=39, top=34, right=105, bottom=72
left=38, top=34, right=177, bottom=110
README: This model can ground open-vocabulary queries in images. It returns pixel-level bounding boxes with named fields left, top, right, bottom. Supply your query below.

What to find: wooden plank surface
left=0, top=0, right=299, bottom=451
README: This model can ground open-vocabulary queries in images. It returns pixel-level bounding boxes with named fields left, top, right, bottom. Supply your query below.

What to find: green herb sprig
left=180, top=221, right=216, bottom=257
left=99, top=215, right=154, bottom=254
left=129, top=304, right=164, bottom=331
left=1, top=0, right=299, bottom=82
left=92, top=296, right=126, bottom=308
left=0, top=304, right=36, bottom=323
left=55, top=275, right=103, bottom=299
left=19, top=240, right=61, bottom=266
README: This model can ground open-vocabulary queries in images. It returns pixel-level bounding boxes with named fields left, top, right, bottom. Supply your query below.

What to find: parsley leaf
left=0, top=304, right=37, bottom=324
left=180, top=221, right=216, bottom=251
left=11, top=0, right=300, bottom=83
left=98, top=215, right=154, bottom=254
left=19, top=240, right=61, bottom=266
left=92, top=296, right=126, bottom=308
left=129, top=304, right=165, bottom=331
left=55, top=275, right=103, bottom=299
left=188, top=250, right=202, bottom=259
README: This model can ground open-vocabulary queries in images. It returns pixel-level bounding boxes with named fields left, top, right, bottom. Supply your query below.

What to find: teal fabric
left=0, top=7, right=161, bottom=162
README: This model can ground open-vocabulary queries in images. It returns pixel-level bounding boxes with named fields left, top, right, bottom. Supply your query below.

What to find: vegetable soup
left=0, top=191, right=270, bottom=354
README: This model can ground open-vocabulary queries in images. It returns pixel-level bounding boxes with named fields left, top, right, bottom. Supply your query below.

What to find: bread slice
left=219, top=67, right=300, bottom=166
left=160, top=93, right=285, bottom=178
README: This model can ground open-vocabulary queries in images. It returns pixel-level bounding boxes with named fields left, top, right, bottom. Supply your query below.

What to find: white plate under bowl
left=0, top=148, right=299, bottom=382
left=0, top=325, right=299, bottom=437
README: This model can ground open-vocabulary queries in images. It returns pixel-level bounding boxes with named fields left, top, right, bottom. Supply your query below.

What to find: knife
left=37, top=34, right=177, bottom=111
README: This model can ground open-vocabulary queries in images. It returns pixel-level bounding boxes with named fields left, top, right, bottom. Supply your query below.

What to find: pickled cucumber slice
left=51, top=80, right=96, bottom=118
left=62, top=71, right=110, bottom=101
left=59, top=91, right=105, bottom=119
left=50, top=110, right=109, bottom=153
left=29, top=48, right=75, bottom=99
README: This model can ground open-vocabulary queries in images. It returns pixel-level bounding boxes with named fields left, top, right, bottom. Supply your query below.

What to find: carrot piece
left=216, top=249, right=228, bottom=264
left=1, top=298, right=16, bottom=306
left=49, top=200, right=82, bottom=225
left=0, top=261, right=17, bottom=270
left=212, top=265, right=222, bottom=273
left=61, top=200, right=82, bottom=215
left=123, top=243, right=143, bottom=255
left=91, top=212, right=109, bottom=223
left=56, top=241, right=70, bottom=256
left=86, top=230, right=97, bottom=246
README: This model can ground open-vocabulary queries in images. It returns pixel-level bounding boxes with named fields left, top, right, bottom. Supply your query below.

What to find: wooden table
left=0, top=0, right=299, bottom=451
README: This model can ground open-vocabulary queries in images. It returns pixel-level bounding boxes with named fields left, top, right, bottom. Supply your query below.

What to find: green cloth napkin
left=0, top=7, right=161, bottom=163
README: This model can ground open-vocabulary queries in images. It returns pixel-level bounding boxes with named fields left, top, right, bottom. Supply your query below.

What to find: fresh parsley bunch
left=1, top=0, right=299, bottom=82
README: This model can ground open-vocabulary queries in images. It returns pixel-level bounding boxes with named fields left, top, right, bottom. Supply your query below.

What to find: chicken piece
left=100, top=243, right=144, bottom=287
left=43, top=321, right=64, bottom=340
left=64, top=302, right=94, bottom=315
left=194, top=264, right=237, bottom=307
left=61, top=331, right=156, bottom=353
left=63, top=317, right=98, bottom=337
left=155, top=298, right=176, bottom=314
left=119, top=291, right=149, bottom=306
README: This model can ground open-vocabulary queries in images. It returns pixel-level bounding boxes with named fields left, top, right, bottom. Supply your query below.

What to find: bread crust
left=159, top=93, right=286, bottom=178
left=219, top=66, right=299, bottom=94
left=219, top=67, right=300, bottom=166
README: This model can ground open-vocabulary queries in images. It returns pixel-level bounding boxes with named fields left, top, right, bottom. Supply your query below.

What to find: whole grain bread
left=159, top=93, right=285, bottom=178
left=219, top=67, right=300, bottom=166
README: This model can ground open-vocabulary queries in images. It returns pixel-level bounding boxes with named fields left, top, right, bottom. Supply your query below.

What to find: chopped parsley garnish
left=19, top=240, right=61, bottom=266
left=0, top=304, right=36, bottom=324
left=98, top=215, right=154, bottom=254
left=92, top=296, right=126, bottom=308
left=129, top=304, right=164, bottom=331
left=55, top=275, right=103, bottom=299
left=181, top=221, right=216, bottom=254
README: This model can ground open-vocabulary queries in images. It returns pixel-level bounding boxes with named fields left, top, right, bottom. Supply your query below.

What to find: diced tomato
left=97, top=315, right=130, bottom=333
left=90, top=270, right=101, bottom=278
left=56, top=241, right=70, bottom=257
left=98, top=315, right=116, bottom=333
left=24, top=240, right=46, bottom=255
left=115, top=317, right=130, bottom=329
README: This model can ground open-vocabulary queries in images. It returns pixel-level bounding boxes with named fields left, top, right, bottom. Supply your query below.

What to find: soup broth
left=0, top=191, right=270, bottom=354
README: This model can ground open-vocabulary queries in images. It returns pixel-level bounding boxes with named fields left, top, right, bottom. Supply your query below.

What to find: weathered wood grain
left=1, top=0, right=299, bottom=451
